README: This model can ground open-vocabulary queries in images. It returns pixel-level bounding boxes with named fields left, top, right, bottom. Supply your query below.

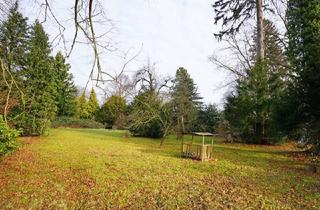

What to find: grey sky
left=21, top=0, right=229, bottom=106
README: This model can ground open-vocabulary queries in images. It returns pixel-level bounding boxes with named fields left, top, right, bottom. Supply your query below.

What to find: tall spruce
left=251, top=19, right=289, bottom=110
left=19, top=20, right=57, bottom=135
left=172, top=67, right=202, bottom=133
left=193, top=104, right=220, bottom=133
left=54, top=52, right=77, bottom=117
left=0, top=2, right=28, bottom=72
left=224, top=19, right=288, bottom=144
left=287, top=0, right=320, bottom=152
left=0, top=2, right=28, bottom=116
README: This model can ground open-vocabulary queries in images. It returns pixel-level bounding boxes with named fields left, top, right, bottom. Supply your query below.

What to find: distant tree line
left=124, top=65, right=220, bottom=139
left=84, top=64, right=221, bottom=140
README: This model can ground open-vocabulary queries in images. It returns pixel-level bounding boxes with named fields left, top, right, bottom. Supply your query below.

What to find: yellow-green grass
left=0, top=129, right=319, bottom=209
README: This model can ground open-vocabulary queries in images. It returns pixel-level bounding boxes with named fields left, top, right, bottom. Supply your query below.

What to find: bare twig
left=0, top=58, right=25, bottom=123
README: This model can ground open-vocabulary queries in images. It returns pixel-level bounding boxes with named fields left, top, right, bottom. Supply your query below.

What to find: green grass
left=0, top=129, right=319, bottom=209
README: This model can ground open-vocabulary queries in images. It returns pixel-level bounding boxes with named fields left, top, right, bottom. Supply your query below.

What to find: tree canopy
left=172, top=67, right=202, bottom=134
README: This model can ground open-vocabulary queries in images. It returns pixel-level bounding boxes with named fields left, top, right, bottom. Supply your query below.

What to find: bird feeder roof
left=193, top=132, right=214, bottom=136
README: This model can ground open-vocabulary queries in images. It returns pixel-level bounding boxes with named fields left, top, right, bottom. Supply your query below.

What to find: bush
left=16, top=116, right=51, bottom=136
left=96, top=95, right=127, bottom=129
left=0, top=115, right=19, bottom=156
left=51, top=116, right=104, bottom=129
left=11, top=106, right=54, bottom=136
left=129, top=119, right=164, bottom=138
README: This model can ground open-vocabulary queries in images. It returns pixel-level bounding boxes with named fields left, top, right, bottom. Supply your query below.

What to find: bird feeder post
left=211, top=136, right=213, bottom=147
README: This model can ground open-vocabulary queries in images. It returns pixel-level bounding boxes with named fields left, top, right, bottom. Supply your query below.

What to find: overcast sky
left=21, top=0, right=229, bottom=106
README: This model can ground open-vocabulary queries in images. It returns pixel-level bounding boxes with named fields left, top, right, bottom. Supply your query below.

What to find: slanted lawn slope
left=0, top=129, right=319, bottom=209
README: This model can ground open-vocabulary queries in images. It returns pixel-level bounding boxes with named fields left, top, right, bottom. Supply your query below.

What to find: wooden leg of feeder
left=181, top=137, right=184, bottom=157
left=201, top=145, right=204, bottom=161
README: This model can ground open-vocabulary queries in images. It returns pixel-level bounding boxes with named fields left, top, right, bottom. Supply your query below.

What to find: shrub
left=51, top=116, right=104, bottom=129
left=0, top=115, right=19, bottom=156
left=96, top=95, right=127, bottom=129
left=129, top=119, right=164, bottom=138
left=15, top=115, right=52, bottom=136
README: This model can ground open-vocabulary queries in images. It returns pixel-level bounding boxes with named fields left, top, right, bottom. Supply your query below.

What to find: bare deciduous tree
left=209, top=29, right=254, bottom=84
left=100, top=74, right=135, bottom=100
left=134, top=60, right=172, bottom=96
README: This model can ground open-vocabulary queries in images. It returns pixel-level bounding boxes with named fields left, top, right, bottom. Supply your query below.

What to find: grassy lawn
left=0, top=128, right=319, bottom=209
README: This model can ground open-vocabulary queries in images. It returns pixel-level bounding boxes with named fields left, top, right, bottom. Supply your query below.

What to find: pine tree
left=54, top=52, right=77, bottom=117
left=18, top=20, right=57, bottom=135
left=251, top=19, right=288, bottom=84
left=287, top=0, right=320, bottom=152
left=0, top=2, right=28, bottom=72
left=0, top=2, right=28, bottom=116
left=253, top=19, right=289, bottom=137
left=194, top=104, right=220, bottom=133
left=172, top=67, right=202, bottom=133
left=87, top=88, right=99, bottom=119
left=224, top=19, right=288, bottom=144
left=76, top=92, right=89, bottom=119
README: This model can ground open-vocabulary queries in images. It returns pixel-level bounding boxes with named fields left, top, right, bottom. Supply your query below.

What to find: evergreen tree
left=172, top=67, right=202, bottom=133
left=0, top=2, right=28, bottom=116
left=253, top=19, right=289, bottom=139
left=224, top=19, right=288, bottom=144
left=87, top=88, right=99, bottom=119
left=96, top=95, right=127, bottom=128
left=0, top=2, right=28, bottom=72
left=54, top=52, right=77, bottom=117
left=76, top=92, right=89, bottom=119
left=193, top=104, right=221, bottom=133
left=18, top=20, right=57, bottom=135
left=251, top=19, right=288, bottom=90
left=286, top=0, right=320, bottom=152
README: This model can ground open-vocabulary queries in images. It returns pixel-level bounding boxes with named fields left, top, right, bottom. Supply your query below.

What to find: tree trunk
left=256, top=0, right=265, bottom=61
left=160, top=138, right=165, bottom=147
left=181, top=116, right=185, bottom=134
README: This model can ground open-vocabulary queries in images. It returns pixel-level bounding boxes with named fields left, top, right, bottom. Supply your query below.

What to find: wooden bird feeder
left=181, top=132, right=215, bottom=161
